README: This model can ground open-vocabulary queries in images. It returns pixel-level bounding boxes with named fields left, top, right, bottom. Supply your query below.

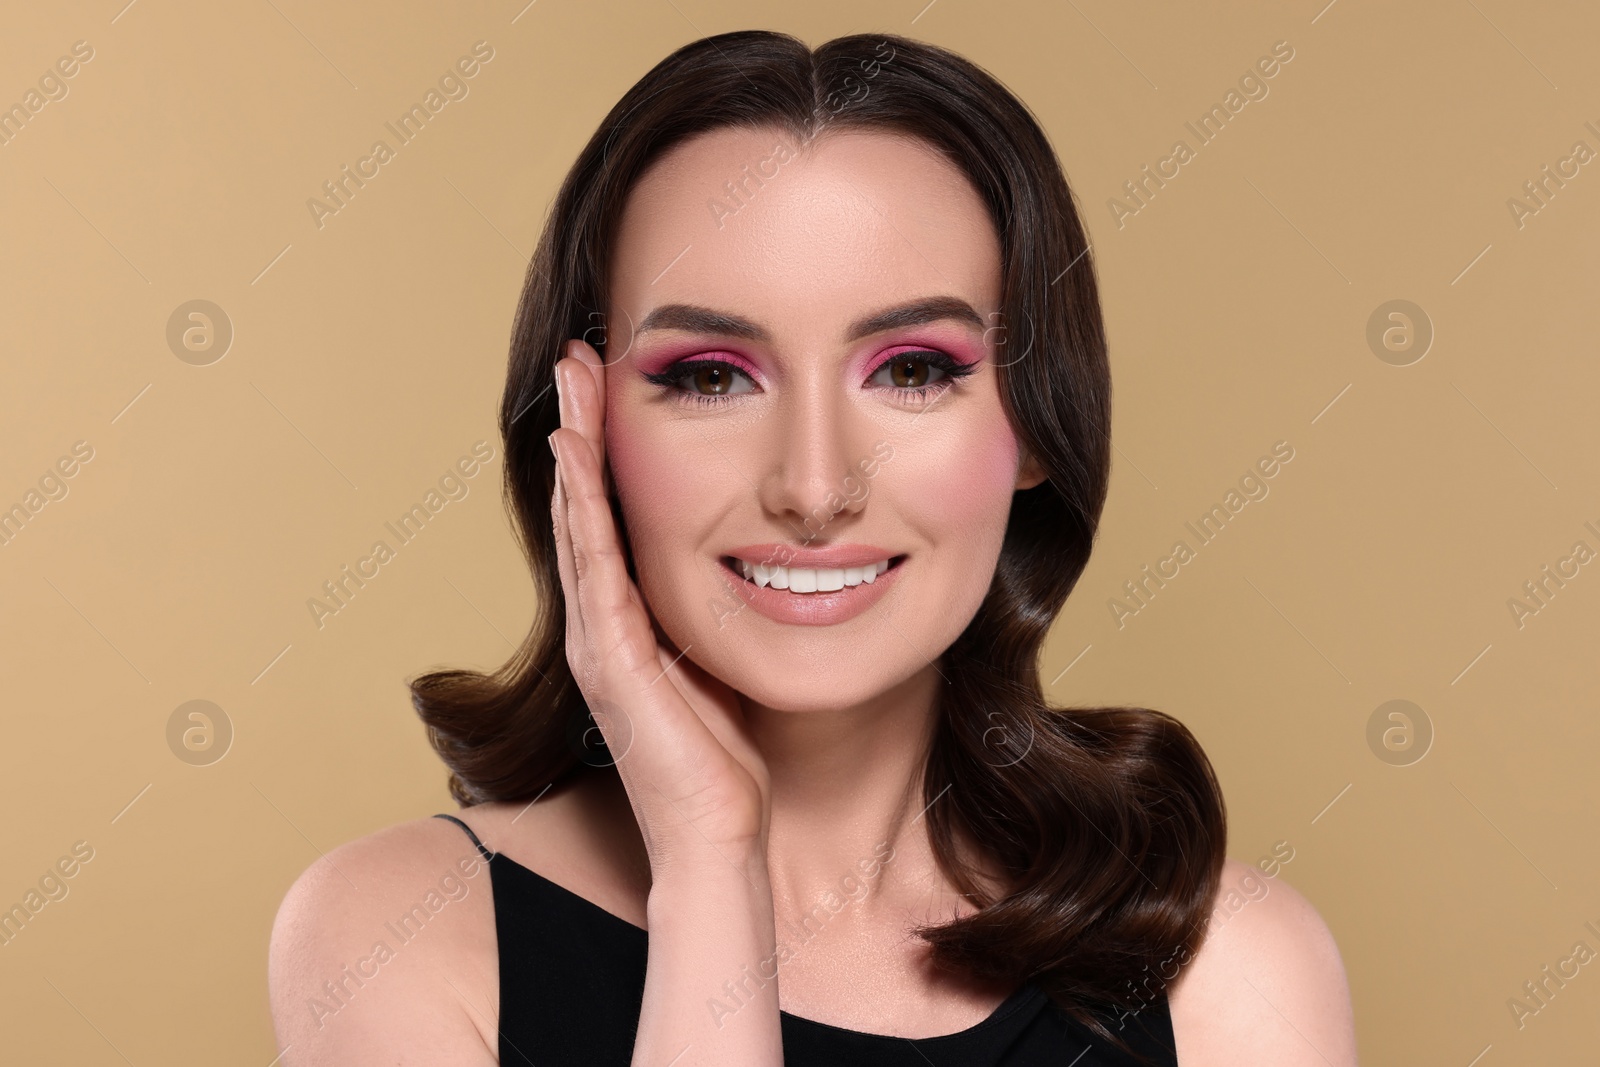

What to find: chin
left=693, top=618, right=944, bottom=716
left=726, top=668, right=900, bottom=715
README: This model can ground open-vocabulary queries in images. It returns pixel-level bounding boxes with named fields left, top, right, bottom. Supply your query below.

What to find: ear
left=1015, top=448, right=1048, bottom=491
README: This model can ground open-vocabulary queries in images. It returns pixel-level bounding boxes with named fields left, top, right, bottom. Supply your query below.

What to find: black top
left=434, top=813, right=1180, bottom=1066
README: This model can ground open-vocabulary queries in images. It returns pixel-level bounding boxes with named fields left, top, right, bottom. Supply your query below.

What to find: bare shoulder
left=465, top=770, right=652, bottom=928
left=267, top=814, right=500, bottom=1066
left=1167, top=857, right=1358, bottom=1066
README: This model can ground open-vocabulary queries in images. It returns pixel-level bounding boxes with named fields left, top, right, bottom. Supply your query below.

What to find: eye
left=867, top=350, right=977, bottom=402
left=643, top=358, right=758, bottom=405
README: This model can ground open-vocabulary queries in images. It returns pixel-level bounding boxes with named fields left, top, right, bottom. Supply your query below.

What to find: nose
left=757, top=381, right=871, bottom=543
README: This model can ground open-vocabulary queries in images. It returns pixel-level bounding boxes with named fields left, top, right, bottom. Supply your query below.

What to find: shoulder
left=1166, top=857, right=1358, bottom=1066
left=468, top=771, right=652, bottom=926
left=266, top=814, right=499, bottom=1065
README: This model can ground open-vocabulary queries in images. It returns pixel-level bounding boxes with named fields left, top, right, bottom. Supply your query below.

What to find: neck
left=743, top=664, right=969, bottom=924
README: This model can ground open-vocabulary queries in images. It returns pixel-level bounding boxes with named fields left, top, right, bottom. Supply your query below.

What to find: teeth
left=733, top=558, right=892, bottom=592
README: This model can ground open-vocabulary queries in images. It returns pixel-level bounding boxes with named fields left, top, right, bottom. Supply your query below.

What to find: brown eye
left=642, top=358, right=756, bottom=404
left=871, top=353, right=950, bottom=390
left=888, top=359, right=928, bottom=388
left=690, top=364, right=738, bottom=395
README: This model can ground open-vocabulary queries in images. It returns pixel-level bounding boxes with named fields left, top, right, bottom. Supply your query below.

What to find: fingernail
left=548, top=432, right=558, bottom=460
left=554, top=364, right=564, bottom=408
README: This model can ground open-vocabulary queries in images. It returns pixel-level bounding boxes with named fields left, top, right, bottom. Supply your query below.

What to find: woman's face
left=602, top=125, right=1043, bottom=714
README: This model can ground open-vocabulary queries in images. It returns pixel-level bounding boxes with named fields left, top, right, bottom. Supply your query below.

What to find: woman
left=269, top=30, right=1357, bottom=1066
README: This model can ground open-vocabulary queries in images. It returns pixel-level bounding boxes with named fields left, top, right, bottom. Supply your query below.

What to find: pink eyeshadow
left=631, top=326, right=991, bottom=383
left=865, top=341, right=986, bottom=376
left=634, top=344, right=763, bottom=381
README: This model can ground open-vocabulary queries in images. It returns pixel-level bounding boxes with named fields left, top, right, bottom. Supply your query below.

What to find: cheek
left=871, top=413, right=1020, bottom=661
left=604, top=412, right=685, bottom=557
left=603, top=408, right=730, bottom=624
left=898, top=415, right=1021, bottom=540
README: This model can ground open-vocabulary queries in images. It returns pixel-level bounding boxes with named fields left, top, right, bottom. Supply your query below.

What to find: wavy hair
left=410, top=29, right=1226, bottom=1059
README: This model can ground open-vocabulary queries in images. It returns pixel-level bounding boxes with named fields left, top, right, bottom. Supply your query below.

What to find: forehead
left=608, top=125, right=1001, bottom=341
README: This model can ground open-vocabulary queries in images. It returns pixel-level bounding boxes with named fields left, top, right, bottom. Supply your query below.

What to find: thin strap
left=433, top=812, right=495, bottom=860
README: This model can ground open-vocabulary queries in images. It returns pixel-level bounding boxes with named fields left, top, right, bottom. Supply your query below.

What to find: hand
left=549, top=339, right=772, bottom=875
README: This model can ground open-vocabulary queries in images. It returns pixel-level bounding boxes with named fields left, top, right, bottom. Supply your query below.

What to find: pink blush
left=911, top=420, right=1021, bottom=522
left=603, top=392, right=703, bottom=516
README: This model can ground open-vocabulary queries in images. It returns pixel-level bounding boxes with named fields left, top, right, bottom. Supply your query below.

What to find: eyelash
left=643, top=351, right=978, bottom=409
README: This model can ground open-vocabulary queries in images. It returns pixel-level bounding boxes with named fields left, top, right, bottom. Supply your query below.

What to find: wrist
left=646, top=830, right=768, bottom=887
left=649, top=851, right=769, bottom=897
left=646, top=876, right=774, bottom=952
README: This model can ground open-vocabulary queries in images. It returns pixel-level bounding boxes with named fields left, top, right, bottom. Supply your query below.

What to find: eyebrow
left=634, top=295, right=987, bottom=344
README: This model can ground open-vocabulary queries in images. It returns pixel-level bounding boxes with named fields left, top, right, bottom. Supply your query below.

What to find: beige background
left=1, top=0, right=1596, bottom=1062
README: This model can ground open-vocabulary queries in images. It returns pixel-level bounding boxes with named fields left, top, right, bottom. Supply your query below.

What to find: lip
left=717, top=552, right=906, bottom=627
left=724, top=543, right=897, bottom=569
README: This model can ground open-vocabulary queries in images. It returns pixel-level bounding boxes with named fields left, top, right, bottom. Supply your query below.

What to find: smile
left=726, top=556, right=896, bottom=593
left=717, top=553, right=907, bottom=626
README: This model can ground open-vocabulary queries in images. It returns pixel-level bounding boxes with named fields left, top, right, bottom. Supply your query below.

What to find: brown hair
left=410, top=29, right=1225, bottom=1058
